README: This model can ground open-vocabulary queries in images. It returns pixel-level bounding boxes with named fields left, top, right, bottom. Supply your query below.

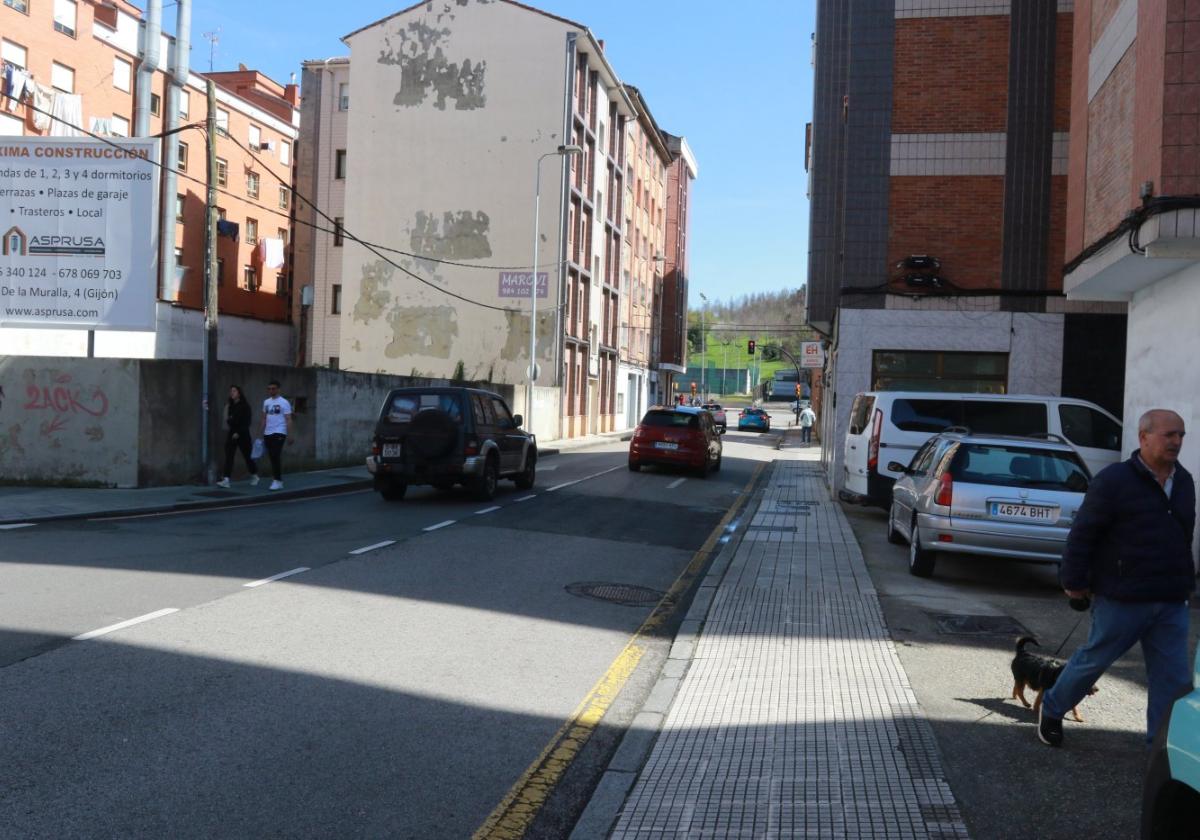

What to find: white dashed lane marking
left=0, top=523, right=35, bottom=530
left=474, top=506, right=501, bottom=515
left=424, top=520, right=456, bottom=532
left=73, top=608, right=179, bottom=641
left=666, top=478, right=687, bottom=489
left=347, top=540, right=396, bottom=556
left=244, top=567, right=312, bottom=587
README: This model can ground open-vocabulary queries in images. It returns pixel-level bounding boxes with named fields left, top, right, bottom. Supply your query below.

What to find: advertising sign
left=0, top=138, right=159, bottom=331
left=498, top=271, right=548, bottom=299
left=801, top=340, right=826, bottom=368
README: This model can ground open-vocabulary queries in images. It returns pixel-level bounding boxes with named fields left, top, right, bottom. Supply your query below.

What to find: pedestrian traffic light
left=690, top=381, right=697, bottom=395
left=747, top=340, right=756, bottom=355
left=796, top=383, right=802, bottom=397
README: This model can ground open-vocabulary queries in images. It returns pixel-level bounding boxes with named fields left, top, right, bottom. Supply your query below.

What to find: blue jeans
left=1043, top=595, right=1192, bottom=742
left=801, top=426, right=812, bottom=444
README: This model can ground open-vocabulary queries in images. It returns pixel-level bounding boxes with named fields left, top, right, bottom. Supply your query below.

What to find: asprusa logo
left=2, top=226, right=27, bottom=256
left=28, top=234, right=106, bottom=257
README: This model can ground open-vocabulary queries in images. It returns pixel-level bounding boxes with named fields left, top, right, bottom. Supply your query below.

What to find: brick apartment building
left=807, top=0, right=1126, bottom=493
left=1062, top=0, right=1200, bottom=495
left=320, top=0, right=695, bottom=440
left=659, top=132, right=697, bottom=406
left=0, top=0, right=299, bottom=363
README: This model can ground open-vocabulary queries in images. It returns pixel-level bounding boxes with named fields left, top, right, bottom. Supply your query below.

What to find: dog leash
left=1052, top=596, right=1091, bottom=657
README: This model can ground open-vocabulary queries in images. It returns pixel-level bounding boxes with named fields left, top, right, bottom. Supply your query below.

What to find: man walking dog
left=1038, top=408, right=1195, bottom=748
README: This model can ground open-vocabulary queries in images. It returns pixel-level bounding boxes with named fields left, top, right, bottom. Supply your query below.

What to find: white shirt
left=262, top=396, right=292, bottom=436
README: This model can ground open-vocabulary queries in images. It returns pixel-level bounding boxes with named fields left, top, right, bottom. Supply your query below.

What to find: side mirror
left=887, top=461, right=909, bottom=474
left=512, top=414, right=524, bottom=428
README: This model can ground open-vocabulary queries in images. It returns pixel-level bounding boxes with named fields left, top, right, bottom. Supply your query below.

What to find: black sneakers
left=1038, top=705, right=1063, bottom=747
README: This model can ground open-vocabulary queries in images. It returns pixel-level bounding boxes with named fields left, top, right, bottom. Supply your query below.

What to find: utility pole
left=202, top=80, right=219, bottom=483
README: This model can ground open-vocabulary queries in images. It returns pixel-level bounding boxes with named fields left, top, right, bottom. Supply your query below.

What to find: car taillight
left=371, top=438, right=381, bottom=456
left=935, top=472, right=953, bottom=507
left=867, top=408, right=882, bottom=471
left=464, top=437, right=480, bottom=456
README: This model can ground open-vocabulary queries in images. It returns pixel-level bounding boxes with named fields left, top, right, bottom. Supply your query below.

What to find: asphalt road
left=0, top=428, right=782, bottom=839
left=844, top=501, right=1200, bottom=840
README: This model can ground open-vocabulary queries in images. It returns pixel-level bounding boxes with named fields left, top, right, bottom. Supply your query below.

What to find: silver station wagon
left=886, top=430, right=1091, bottom=577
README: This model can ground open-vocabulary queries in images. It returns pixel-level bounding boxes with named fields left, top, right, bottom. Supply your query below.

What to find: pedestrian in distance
left=217, top=385, right=259, bottom=489
left=1037, top=408, right=1195, bottom=748
left=799, top=404, right=817, bottom=445
left=260, top=380, right=294, bottom=491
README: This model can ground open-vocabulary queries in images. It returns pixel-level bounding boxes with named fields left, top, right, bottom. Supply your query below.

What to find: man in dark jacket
left=1038, top=409, right=1195, bottom=747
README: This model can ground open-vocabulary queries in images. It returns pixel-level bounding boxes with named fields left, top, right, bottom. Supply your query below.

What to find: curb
left=0, top=478, right=373, bottom=527
left=568, top=462, right=773, bottom=840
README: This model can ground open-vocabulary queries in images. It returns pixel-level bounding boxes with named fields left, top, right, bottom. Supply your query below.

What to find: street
left=0, top=424, right=783, bottom=839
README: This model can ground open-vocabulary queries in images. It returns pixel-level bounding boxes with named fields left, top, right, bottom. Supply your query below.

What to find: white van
left=841, top=392, right=1122, bottom=507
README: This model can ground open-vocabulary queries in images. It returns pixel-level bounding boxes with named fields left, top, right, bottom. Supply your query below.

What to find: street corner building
left=806, top=0, right=1127, bottom=494
left=305, top=0, right=696, bottom=442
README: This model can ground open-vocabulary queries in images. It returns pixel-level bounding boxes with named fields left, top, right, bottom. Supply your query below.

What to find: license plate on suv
left=654, top=441, right=679, bottom=451
left=382, top=443, right=402, bottom=458
left=989, top=502, right=1057, bottom=522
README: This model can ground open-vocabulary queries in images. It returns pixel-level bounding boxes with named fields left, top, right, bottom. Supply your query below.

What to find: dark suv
left=368, top=387, right=536, bottom=501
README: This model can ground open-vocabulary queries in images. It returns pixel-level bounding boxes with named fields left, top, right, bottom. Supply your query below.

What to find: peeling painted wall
left=342, top=0, right=570, bottom=388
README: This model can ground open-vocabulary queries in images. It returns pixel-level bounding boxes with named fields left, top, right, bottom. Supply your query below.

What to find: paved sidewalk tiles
left=607, top=459, right=968, bottom=839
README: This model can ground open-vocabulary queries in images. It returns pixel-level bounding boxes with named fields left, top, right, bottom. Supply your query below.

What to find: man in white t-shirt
left=260, top=380, right=293, bottom=490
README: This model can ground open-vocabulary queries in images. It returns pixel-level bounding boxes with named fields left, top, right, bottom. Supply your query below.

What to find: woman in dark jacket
left=217, top=385, right=259, bottom=487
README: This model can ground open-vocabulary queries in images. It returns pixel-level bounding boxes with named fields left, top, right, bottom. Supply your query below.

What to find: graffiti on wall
left=20, top=372, right=110, bottom=443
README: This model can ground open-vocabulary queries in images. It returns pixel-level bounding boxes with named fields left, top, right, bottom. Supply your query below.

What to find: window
left=279, top=140, right=290, bottom=166
left=177, top=142, right=188, bottom=172
left=1, top=40, right=26, bottom=69
left=175, top=193, right=184, bottom=222
left=216, top=108, right=229, bottom=136
left=215, top=158, right=227, bottom=187
left=248, top=124, right=261, bottom=148
left=243, top=265, right=256, bottom=291
left=174, top=246, right=183, bottom=266
left=110, top=115, right=128, bottom=137
left=490, top=398, right=515, bottom=429
left=847, top=394, right=876, bottom=436
left=216, top=257, right=225, bottom=285
left=278, top=185, right=289, bottom=210
left=872, top=350, right=1008, bottom=393
left=333, top=217, right=344, bottom=247
left=338, top=82, right=349, bottom=111
left=0, top=112, right=23, bottom=135
left=53, top=0, right=76, bottom=36
left=150, top=93, right=160, bottom=115
left=51, top=62, right=74, bottom=94
left=246, top=171, right=260, bottom=199
left=331, top=284, right=341, bottom=314
left=216, top=206, right=226, bottom=221
left=113, top=57, right=131, bottom=92
left=179, top=90, right=189, bottom=118
left=1059, top=405, right=1122, bottom=452
left=245, top=218, right=258, bottom=245
left=277, top=227, right=287, bottom=245
left=329, top=356, right=340, bottom=370
left=961, top=401, right=1047, bottom=436
left=335, top=149, right=346, bottom=179
left=949, top=444, right=1090, bottom=492
left=4, top=0, right=29, bottom=14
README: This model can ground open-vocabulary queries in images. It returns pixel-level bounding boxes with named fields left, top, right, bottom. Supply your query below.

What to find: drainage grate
left=775, top=500, right=819, bottom=510
left=565, top=582, right=665, bottom=607
left=931, top=613, right=1028, bottom=636
left=748, top=524, right=798, bottom=532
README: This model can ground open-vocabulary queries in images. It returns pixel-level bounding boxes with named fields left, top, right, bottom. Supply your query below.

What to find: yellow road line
left=473, top=462, right=766, bottom=840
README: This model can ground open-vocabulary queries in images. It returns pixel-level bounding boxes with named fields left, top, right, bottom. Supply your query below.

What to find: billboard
left=498, top=271, right=548, bottom=299
left=801, top=341, right=825, bottom=368
left=0, top=137, right=159, bottom=331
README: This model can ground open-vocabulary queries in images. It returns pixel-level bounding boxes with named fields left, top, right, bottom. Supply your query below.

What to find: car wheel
left=886, top=502, right=905, bottom=545
left=378, top=479, right=407, bottom=502
left=514, top=453, right=536, bottom=490
left=712, top=451, right=722, bottom=473
left=628, top=461, right=641, bottom=472
left=471, top=456, right=499, bottom=501
left=694, top=457, right=710, bottom=479
left=908, top=518, right=936, bottom=577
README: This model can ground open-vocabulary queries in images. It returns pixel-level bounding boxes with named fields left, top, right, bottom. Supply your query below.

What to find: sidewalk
left=0, top=429, right=632, bottom=527
left=574, top=451, right=969, bottom=839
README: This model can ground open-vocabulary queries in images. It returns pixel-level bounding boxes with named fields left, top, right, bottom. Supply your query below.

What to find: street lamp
left=698, top=291, right=708, bottom=401
left=529, top=144, right=583, bottom=435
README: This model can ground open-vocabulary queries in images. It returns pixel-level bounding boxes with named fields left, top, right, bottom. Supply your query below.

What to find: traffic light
left=748, top=340, right=756, bottom=355
left=795, top=383, right=802, bottom=397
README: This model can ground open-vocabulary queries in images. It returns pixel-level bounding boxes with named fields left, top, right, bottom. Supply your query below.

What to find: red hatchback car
left=628, top=406, right=723, bottom=477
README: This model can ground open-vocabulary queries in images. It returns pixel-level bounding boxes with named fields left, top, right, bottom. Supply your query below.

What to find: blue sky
left=185, top=0, right=814, bottom=307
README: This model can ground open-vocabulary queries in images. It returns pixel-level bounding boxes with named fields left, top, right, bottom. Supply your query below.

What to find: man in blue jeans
left=1039, top=408, right=1195, bottom=747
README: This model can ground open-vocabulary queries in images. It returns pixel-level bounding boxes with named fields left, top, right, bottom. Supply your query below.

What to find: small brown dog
left=1010, top=636, right=1098, bottom=722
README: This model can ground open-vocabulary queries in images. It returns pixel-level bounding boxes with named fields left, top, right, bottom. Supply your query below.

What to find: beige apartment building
left=0, top=0, right=299, bottom=362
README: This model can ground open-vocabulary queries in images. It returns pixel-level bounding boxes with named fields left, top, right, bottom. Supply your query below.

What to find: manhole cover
left=565, top=582, right=665, bottom=607
left=193, top=490, right=238, bottom=499
left=931, top=614, right=1028, bottom=636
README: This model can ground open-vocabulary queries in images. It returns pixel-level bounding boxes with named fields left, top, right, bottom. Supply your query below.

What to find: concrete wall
left=2, top=356, right=514, bottom=487
left=0, top=356, right=140, bottom=486
left=822, top=308, right=1065, bottom=493
left=340, top=0, right=570, bottom=387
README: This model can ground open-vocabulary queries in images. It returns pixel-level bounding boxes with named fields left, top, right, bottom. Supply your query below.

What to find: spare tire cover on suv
left=406, top=409, right=459, bottom=460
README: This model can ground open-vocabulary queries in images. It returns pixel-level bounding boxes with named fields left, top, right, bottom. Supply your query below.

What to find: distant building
left=334, top=0, right=692, bottom=440
left=0, top=0, right=299, bottom=363
left=659, top=132, right=697, bottom=406
left=806, top=0, right=1125, bottom=493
